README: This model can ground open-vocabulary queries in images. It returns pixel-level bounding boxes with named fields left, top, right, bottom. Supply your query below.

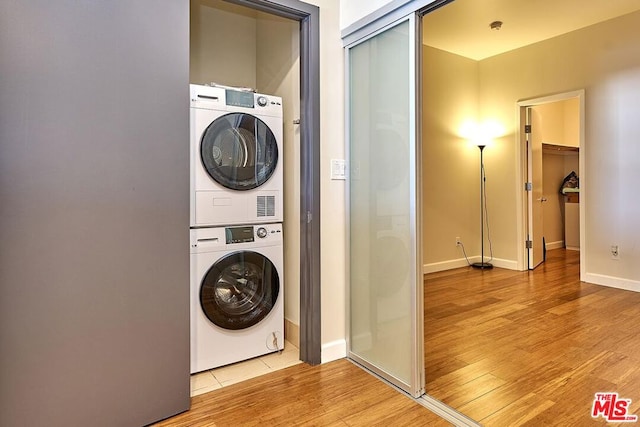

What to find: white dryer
left=190, top=223, right=284, bottom=373
left=190, top=84, right=283, bottom=227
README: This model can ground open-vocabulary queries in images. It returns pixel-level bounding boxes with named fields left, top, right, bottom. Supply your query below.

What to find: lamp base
left=471, top=262, right=493, bottom=270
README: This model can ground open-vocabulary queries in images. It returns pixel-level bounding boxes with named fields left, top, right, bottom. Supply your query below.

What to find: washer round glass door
left=200, top=113, right=279, bottom=191
left=200, top=251, right=280, bottom=330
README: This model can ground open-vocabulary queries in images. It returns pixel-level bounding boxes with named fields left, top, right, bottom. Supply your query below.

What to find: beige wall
left=189, top=0, right=347, bottom=361
left=256, top=12, right=302, bottom=336
left=536, top=102, right=565, bottom=145
left=422, top=45, right=482, bottom=270
left=534, top=99, right=580, bottom=147
left=542, top=152, right=566, bottom=247
left=190, top=0, right=257, bottom=87
left=564, top=152, right=579, bottom=177
left=563, top=98, right=580, bottom=148
left=340, top=0, right=447, bottom=29
left=535, top=99, right=580, bottom=249
left=310, top=0, right=347, bottom=362
left=536, top=101, right=568, bottom=146
left=340, top=0, right=400, bottom=28
left=423, top=10, right=640, bottom=288
left=479, top=10, right=640, bottom=287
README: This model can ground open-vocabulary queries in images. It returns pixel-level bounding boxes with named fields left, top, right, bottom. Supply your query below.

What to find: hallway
left=424, top=249, right=640, bottom=425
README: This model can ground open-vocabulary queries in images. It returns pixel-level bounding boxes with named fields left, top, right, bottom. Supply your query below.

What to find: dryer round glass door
left=200, top=251, right=280, bottom=330
left=200, top=113, right=279, bottom=191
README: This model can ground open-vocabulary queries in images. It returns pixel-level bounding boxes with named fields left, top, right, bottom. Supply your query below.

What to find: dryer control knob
left=257, top=96, right=268, bottom=107
left=256, top=227, right=268, bottom=238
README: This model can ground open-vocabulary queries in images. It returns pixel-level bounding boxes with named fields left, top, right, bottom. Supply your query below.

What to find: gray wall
left=0, top=1, right=190, bottom=426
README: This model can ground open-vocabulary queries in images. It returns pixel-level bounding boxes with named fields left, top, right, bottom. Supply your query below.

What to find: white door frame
left=515, top=90, right=585, bottom=278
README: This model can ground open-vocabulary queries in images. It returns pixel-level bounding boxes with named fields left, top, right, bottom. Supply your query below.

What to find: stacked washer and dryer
left=189, top=84, right=285, bottom=373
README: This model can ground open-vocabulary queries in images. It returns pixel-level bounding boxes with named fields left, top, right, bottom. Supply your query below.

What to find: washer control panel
left=191, top=223, right=282, bottom=253
left=224, top=224, right=282, bottom=244
left=225, top=226, right=254, bottom=244
left=256, top=227, right=268, bottom=238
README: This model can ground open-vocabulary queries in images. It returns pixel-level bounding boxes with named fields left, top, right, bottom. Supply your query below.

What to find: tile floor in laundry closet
left=190, top=340, right=301, bottom=396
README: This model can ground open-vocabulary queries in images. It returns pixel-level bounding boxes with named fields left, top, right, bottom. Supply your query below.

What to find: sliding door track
left=348, top=359, right=482, bottom=427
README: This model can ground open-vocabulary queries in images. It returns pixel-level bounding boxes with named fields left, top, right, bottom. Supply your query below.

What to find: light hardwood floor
left=157, top=249, right=640, bottom=426
left=425, top=249, right=640, bottom=425
left=154, top=359, right=451, bottom=426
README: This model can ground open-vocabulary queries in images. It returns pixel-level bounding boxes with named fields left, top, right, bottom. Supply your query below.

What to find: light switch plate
left=330, top=159, right=346, bottom=180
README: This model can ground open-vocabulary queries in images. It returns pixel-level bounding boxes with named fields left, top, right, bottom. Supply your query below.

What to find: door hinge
left=526, top=240, right=533, bottom=249
left=525, top=125, right=531, bottom=133
left=525, top=182, right=532, bottom=191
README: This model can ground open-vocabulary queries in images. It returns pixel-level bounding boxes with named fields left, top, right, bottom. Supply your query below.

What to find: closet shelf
left=542, top=143, right=579, bottom=153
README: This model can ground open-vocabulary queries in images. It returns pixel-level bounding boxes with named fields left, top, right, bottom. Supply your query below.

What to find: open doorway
left=189, top=0, right=320, bottom=395
left=518, top=91, right=584, bottom=272
left=420, top=0, right=640, bottom=423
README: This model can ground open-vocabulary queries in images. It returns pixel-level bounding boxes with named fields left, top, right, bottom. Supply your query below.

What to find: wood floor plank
left=425, top=249, right=640, bottom=425
left=479, top=392, right=556, bottom=426
left=158, top=248, right=640, bottom=426
left=154, top=360, right=451, bottom=427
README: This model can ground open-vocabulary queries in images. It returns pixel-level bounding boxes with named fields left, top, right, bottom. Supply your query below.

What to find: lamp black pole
left=472, top=145, right=493, bottom=269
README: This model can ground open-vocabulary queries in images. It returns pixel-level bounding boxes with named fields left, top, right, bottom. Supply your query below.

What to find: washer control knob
left=256, top=227, right=268, bottom=238
left=257, top=96, right=268, bottom=107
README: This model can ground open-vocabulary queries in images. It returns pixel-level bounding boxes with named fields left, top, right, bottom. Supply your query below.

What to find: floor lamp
left=472, top=144, right=493, bottom=269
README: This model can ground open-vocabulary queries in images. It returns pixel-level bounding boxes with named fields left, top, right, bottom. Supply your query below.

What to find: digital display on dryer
left=225, top=226, right=255, bottom=244
left=225, top=89, right=254, bottom=108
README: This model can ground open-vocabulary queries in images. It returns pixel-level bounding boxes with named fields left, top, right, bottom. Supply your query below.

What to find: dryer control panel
left=190, top=84, right=282, bottom=119
left=225, top=89, right=255, bottom=109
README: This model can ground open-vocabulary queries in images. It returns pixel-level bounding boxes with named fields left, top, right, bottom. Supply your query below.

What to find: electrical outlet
left=456, top=237, right=462, bottom=246
left=611, top=245, right=619, bottom=260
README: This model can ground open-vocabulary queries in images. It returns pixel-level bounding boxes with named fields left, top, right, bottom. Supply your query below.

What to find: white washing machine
left=190, top=84, right=283, bottom=227
left=190, top=223, right=284, bottom=373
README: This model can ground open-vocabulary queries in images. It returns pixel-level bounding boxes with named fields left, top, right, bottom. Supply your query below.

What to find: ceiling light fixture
left=490, top=21, right=503, bottom=31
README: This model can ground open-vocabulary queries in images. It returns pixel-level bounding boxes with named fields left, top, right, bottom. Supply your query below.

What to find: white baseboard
left=546, top=240, right=564, bottom=250
left=423, top=258, right=470, bottom=274
left=321, top=339, right=347, bottom=364
left=487, top=257, right=519, bottom=270
left=423, top=256, right=519, bottom=274
left=583, top=273, right=640, bottom=293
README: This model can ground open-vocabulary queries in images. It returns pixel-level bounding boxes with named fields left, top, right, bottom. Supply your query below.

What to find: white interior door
left=346, top=13, right=424, bottom=398
left=527, top=107, right=545, bottom=269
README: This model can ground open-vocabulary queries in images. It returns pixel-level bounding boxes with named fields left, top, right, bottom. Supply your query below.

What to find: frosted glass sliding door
left=346, top=14, right=424, bottom=397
